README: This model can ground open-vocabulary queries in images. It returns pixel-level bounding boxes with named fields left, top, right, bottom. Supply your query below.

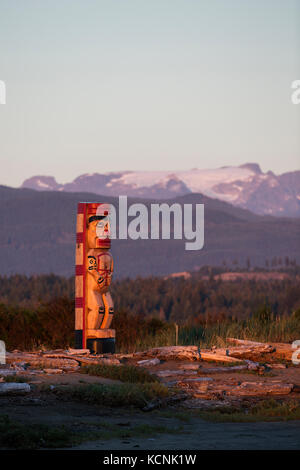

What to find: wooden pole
left=175, top=323, right=179, bottom=346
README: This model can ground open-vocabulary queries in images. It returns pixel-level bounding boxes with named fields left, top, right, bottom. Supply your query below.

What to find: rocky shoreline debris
left=0, top=339, right=298, bottom=402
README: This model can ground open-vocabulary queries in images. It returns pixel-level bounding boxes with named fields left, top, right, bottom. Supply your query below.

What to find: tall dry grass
left=1, top=299, right=299, bottom=352
left=178, top=313, right=300, bottom=349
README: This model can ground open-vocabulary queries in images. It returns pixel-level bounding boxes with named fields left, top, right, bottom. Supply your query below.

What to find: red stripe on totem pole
left=76, top=232, right=84, bottom=243
left=82, top=205, right=87, bottom=348
left=75, top=265, right=84, bottom=275
left=77, top=203, right=85, bottom=214
left=75, top=297, right=84, bottom=308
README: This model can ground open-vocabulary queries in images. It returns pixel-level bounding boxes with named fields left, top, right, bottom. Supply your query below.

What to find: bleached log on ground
left=227, top=338, right=273, bottom=348
left=0, top=383, right=31, bottom=395
left=178, top=364, right=200, bottom=370
left=197, top=365, right=249, bottom=374
left=134, top=346, right=199, bottom=361
left=216, top=346, right=275, bottom=360
left=115, top=353, right=135, bottom=359
left=67, top=348, right=90, bottom=356
left=180, top=377, right=214, bottom=383
left=200, top=352, right=244, bottom=363
left=43, top=369, right=63, bottom=374
left=6, top=352, right=120, bottom=368
left=134, top=346, right=243, bottom=363
left=227, top=339, right=295, bottom=361
left=72, top=356, right=121, bottom=366
left=137, top=358, right=160, bottom=367
left=270, top=343, right=293, bottom=361
left=0, top=369, right=18, bottom=376
left=44, top=354, right=120, bottom=366
left=175, top=378, right=294, bottom=398
left=156, top=369, right=198, bottom=378
left=265, top=363, right=287, bottom=369
left=6, top=353, right=79, bottom=371
left=224, top=339, right=275, bottom=357
left=6, top=352, right=41, bottom=360
left=181, top=362, right=259, bottom=373
left=226, top=381, right=294, bottom=396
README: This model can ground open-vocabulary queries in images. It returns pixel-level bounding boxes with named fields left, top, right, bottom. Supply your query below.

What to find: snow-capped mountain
left=21, top=163, right=300, bottom=217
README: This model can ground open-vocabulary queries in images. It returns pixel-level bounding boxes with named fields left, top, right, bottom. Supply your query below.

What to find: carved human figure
left=86, top=213, right=114, bottom=330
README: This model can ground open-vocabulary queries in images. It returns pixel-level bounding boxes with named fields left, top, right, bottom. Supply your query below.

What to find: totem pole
left=75, top=202, right=115, bottom=354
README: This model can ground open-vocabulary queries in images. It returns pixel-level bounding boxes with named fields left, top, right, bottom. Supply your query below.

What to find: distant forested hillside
left=0, top=273, right=299, bottom=323
left=0, top=186, right=300, bottom=278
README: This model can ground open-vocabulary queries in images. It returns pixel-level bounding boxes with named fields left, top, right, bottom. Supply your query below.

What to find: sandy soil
left=1, top=396, right=299, bottom=450
left=0, top=361, right=300, bottom=450
left=76, top=420, right=300, bottom=450
left=1, top=364, right=300, bottom=450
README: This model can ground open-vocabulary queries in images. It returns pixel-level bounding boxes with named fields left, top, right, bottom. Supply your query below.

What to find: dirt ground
left=77, top=420, right=300, bottom=450
left=141, top=359, right=300, bottom=385
left=1, top=367, right=300, bottom=450
left=1, top=394, right=300, bottom=450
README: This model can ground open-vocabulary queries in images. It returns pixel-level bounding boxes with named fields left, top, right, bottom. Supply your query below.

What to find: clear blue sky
left=0, top=0, right=299, bottom=187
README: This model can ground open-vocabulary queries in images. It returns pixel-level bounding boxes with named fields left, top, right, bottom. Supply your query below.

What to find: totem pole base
left=86, top=337, right=115, bottom=354
left=74, top=330, right=83, bottom=350
left=86, top=329, right=116, bottom=354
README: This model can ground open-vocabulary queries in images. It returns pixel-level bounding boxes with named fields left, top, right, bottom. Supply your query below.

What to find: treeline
left=0, top=273, right=300, bottom=323
left=0, top=274, right=74, bottom=307
left=112, top=276, right=300, bottom=323
left=0, top=272, right=300, bottom=351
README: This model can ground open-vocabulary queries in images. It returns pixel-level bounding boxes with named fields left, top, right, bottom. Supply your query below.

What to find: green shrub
left=0, top=415, right=76, bottom=449
left=80, top=363, right=159, bottom=383
left=53, top=382, right=170, bottom=408
left=2, top=375, right=30, bottom=383
left=193, top=399, right=300, bottom=422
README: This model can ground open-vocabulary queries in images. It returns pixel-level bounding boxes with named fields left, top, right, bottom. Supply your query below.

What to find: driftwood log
left=0, top=383, right=31, bottom=395
left=5, top=352, right=120, bottom=369
left=176, top=378, right=294, bottom=398
left=226, top=381, right=294, bottom=396
left=227, top=338, right=274, bottom=349
left=133, top=346, right=243, bottom=363
left=216, top=340, right=275, bottom=360
left=269, top=343, right=294, bottom=361
left=137, top=358, right=161, bottom=367
left=156, top=369, right=198, bottom=378
left=6, top=353, right=79, bottom=371
left=197, top=365, right=249, bottom=374
left=227, top=338, right=294, bottom=361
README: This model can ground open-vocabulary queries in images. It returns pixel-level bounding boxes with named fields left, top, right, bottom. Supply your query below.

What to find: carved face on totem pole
left=87, top=210, right=111, bottom=249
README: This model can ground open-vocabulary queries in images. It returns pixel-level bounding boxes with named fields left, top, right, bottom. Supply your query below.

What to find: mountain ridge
left=20, top=163, right=300, bottom=217
left=0, top=185, right=299, bottom=278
